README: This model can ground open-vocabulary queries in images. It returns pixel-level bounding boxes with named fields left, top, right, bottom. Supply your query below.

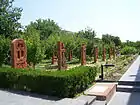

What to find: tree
left=111, top=36, right=121, bottom=46
left=102, top=34, right=112, bottom=45
left=0, top=36, right=10, bottom=66
left=135, top=41, right=140, bottom=49
left=45, top=33, right=60, bottom=58
left=0, top=0, right=22, bottom=39
left=45, top=32, right=88, bottom=59
left=26, top=19, right=61, bottom=40
left=77, top=27, right=96, bottom=57
left=22, top=27, right=45, bottom=69
left=72, top=35, right=88, bottom=59
left=77, top=27, right=96, bottom=40
left=102, top=34, right=121, bottom=46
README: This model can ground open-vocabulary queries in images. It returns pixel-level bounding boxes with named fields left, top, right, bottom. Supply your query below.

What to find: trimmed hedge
left=0, top=66, right=97, bottom=98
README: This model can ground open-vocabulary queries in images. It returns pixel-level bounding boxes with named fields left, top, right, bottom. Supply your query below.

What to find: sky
left=13, top=0, right=140, bottom=42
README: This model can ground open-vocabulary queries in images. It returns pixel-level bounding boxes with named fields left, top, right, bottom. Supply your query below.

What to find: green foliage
left=113, top=36, right=121, bottom=46
left=102, top=34, right=121, bottom=46
left=135, top=41, right=140, bottom=49
left=0, top=0, right=22, bottom=39
left=0, top=36, right=10, bottom=66
left=45, top=32, right=88, bottom=59
left=77, top=27, right=96, bottom=40
left=69, top=35, right=87, bottom=59
left=0, top=66, right=97, bottom=97
left=121, top=40, right=135, bottom=48
left=22, top=27, right=45, bottom=68
left=121, top=46, right=137, bottom=55
left=26, top=19, right=61, bottom=40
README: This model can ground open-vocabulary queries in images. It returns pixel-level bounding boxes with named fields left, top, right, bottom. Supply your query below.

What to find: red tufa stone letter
left=57, top=41, right=67, bottom=70
left=94, top=47, right=98, bottom=63
left=81, top=44, right=86, bottom=65
left=11, top=39, right=27, bottom=69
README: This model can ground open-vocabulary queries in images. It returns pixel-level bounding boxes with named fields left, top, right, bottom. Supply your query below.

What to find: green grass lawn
left=35, top=57, right=107, bottom=71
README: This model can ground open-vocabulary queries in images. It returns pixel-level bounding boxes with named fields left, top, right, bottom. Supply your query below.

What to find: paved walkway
left=108, top=92, right=140, bottom=105
left=109, top=55, right=140, bottom=105
left=119, top=55, right=140, bottom=82
left=0, top=89, right=58, bottom=105
left=0, top=89, right=88, bottom=105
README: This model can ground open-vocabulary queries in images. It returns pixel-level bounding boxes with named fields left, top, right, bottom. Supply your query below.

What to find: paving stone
left=117, top=85, right=140, bottom=92
left=0, top=90, right=56, bottom=105
left=91, top=100, right=106, bottom=105
left=56, top=98, right=88, bottom=105
left=76, top=95, right=96, bottom=105
left=108, top=92, right=140, bottom=105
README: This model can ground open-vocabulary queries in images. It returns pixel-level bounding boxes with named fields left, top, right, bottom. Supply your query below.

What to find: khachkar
left=102, top=46, right=106, bottom=61
left=94, top=46, right=98, bottom=63
left=81, top=44, right=86, bottom=65
left=68, top=50, right=73, bottom=61
left=109, top=48, right=113, bottom=60
left=11, top=39, right=27, bottom=69
left=57, top=41, right=67, bottom=70
left=52, top=53, right=57, bottom=65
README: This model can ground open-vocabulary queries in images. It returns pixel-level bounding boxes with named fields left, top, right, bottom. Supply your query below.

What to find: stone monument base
left=84, top=83, right=117, bottom=103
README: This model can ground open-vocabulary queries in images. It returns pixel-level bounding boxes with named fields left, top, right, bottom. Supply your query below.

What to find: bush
left=22, top=28, right=46, bottom=69
left=0, top=36, right=10, bottom=66
left=0, top=66, right=97, bottom=98
left=121, top=46, right=137, bottom=55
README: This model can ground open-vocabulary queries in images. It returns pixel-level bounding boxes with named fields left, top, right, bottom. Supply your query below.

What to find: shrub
left=121, top=46, right=137, bottom=55
left=0, top=36, right=10, bottom=66
left=22, top=28, right=46, bottom=69
left=0, top=66, right=97, bottom=97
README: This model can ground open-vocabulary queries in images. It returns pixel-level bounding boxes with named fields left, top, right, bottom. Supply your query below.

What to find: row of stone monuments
left=80, top=45, right=115, bottom=65
left=52, top=43, right=116, bottom=68
left=11, top=39, right=115, bottom=70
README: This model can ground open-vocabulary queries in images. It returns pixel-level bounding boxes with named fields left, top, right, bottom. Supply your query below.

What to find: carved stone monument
left=57, top=41, right=67, bottom=70
left=81, top=44, right=86, bottom=65
left=94, top=47, right=98, bottom=63
left=11, top=39, right=27, bottom=69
